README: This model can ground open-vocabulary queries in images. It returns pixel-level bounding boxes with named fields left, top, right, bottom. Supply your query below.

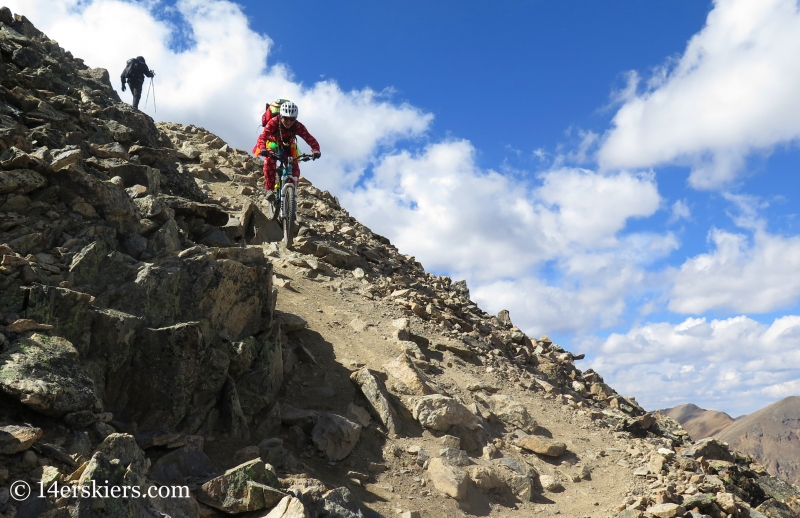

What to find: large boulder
left=108, top=322, right=227, bottom=430
left=73, top=434, right=152, bottom=517
left=413, top=395, right=480, bottom=431
left=311, top=413, right=362, bottom=461
left=23, top=284, right=96, bottom=351
left=111, top=254, right=273, bottom=341
left=0, top=168, right=46, bottom=194
left=678, top=437, right=734, bottom=462
left=0, top=333, right=98, bottom=417
left=383, top=354, right=436, bottom=395
left=196, top=459, right=284, bottom=513
left=0, top=425, right=42, bottom=454
left=350, top=367, right=401, bottom=437
left=427, top=458, right=468, bottom=500
left=479, top=394, right=537, bottom=432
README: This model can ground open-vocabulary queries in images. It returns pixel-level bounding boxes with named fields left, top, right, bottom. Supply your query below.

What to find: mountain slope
left=2, top=6, right=800, bottom=518
left=715, top=396, right=800, bottom=487
left=662, top=403, right=736, bottom=440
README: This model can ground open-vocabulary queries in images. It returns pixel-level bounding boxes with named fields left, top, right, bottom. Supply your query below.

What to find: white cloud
left=598, top=0, right=800, bottom=189
left=588, top=315, right=800, bottom=415
left=343, top=140, right=676, bottom=334
left=668, top=199, right=691, bottom=223
left=669, top=226, right=800, bottom=314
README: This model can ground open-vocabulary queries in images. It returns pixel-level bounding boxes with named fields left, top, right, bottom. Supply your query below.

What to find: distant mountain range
left=662, top=403, right=736, bottom=439
left=662, top=397, right=800, bottom=487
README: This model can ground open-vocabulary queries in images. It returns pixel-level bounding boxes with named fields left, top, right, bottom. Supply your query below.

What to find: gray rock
left=311, top=413, right=362, bottom=461
left=496, top=456, right=530, bottom=476
left=0, top=425, right=42, bottom=454
left=427, top=457, right=468, bottom=500
left=262, top=495, right=310, bottom=518
left=276, top=311, right=307, bottom=333
left=258, top=438, right=299, bottom=470
left=64, top=410, right=98, bottom=428
left=479, top=394, right=538, bottom=432
left=0, top=168, right=46, bottom=194
left=146, top=218, right=182, bottom=256
left=196, top=459, right=284, bottom=513
left=412, top=394, right=480, bottom=431
left=320, top=487, right=365, bottom=518
left=681, top=493, right=716, bottom=510
left=350, top=367, right=400, bottom=436
left=439, top=447, right=469, bottom=467
left=678, top=437, right=734, bottom=462
left=0, top=333, right=98, bottom=417
left=383, top=354, right=436, bottom=395
left=515, top=434, right=567, bottom=457
left=199, top=227, right=232, bottom=247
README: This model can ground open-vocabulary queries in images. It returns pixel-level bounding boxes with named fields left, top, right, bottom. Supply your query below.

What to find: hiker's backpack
left=261, top=99, right=290, bottom=127
left=123, top=58, right=146, bottom=83
left=254, top=99, right=293, bottom=154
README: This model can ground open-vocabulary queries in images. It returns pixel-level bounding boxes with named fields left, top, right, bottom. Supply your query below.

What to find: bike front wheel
left=282, top=186, right=296, bottom=248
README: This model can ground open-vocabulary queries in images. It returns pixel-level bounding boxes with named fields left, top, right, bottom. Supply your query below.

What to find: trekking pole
left=144, top=79, right=152, bottom=109
left=152, top=77, right=157, bottom=113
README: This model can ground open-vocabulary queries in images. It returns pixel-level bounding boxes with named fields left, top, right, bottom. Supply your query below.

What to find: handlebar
left=262, top=151, right=317, bottom=162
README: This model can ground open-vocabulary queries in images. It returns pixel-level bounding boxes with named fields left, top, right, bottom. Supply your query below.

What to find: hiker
left=254, top=101, right=321, bottom=198
left=120, top=56, right=154, bottom=110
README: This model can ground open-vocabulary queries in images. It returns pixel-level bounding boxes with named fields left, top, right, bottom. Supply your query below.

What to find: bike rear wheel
left=282, top=186, right=295, bottom=248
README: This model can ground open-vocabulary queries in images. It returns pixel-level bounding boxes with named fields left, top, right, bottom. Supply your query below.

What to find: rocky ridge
left=1, top=6, right=800, bottom=518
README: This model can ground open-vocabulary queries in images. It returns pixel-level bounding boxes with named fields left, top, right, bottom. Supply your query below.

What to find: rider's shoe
left=264, top=190, right=276, bottom=201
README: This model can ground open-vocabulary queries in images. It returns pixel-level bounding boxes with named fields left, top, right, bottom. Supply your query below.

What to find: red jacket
left=256, top=117, right=320, bottom=154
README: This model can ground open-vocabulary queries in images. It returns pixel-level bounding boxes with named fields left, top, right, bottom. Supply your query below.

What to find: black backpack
left=123, top=58, right=146, bottom=82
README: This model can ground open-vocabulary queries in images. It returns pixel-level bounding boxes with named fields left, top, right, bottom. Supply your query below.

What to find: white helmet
left=280, top=101, right=298, bottom=118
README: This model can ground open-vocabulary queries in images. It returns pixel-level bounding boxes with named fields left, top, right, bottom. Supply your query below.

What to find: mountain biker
left=254, top=101, right=321, bottom=199
left=120, top=56, right=154, bottom=110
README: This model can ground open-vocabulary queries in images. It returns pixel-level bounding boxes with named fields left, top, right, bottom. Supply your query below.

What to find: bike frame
left=267, top=150, right=312, bottom=215
left=278, top=160, right=296, bottom=219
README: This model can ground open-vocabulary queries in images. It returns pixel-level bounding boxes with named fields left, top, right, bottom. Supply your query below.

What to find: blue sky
left=9, top=0, right=800, bottom=417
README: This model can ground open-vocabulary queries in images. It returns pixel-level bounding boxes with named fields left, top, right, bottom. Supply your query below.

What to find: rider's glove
left=259, top=148, right=268, bottom=157
left=312, top=150, right=321, bottom=160
left=121, top=84, right=126, bottom=92
left=151, top=70, right=155, bottom=77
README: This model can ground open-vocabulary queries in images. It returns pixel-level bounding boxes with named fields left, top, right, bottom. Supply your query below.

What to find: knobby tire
left=282, top=186, right=295, bottom=248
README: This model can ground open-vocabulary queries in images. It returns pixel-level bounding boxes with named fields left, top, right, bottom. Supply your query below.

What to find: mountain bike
left=263, top=151, right=315, bottom=248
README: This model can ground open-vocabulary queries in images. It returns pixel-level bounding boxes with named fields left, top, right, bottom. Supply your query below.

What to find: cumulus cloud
left=344, top=140, right=675, bottom=334
left=669, top=227, right=800, bottom=314
left=589, top=315, right=800, bottom=415
left=598, top=0, right=800, bottom=189
left=667, top=195, right=800, bottom=314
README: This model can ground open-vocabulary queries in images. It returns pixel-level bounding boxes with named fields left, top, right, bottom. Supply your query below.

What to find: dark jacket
left=121, top=58, right=153, bottom=86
